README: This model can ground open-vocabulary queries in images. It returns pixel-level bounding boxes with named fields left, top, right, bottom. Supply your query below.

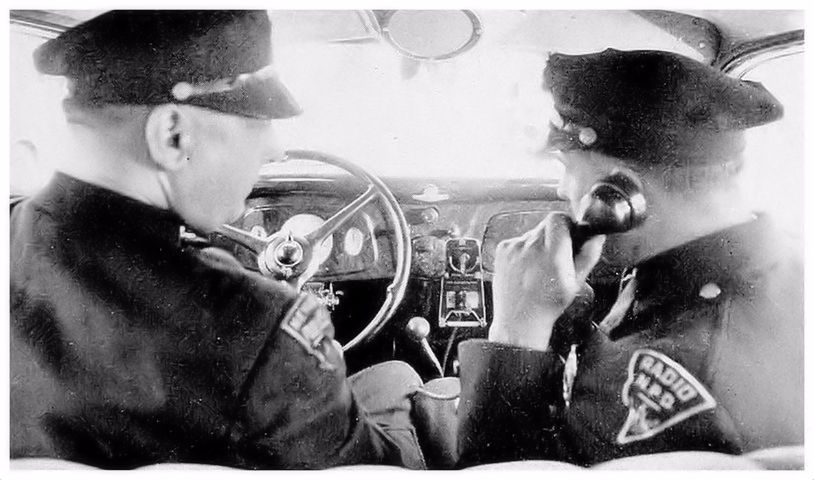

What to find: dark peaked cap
left=543, top=49, right=783, bottom=166
left=34, top=10, right=301, bottom=119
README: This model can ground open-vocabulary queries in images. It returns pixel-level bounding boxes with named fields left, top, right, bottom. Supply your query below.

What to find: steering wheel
left=216, top=149, right=412, bottom=352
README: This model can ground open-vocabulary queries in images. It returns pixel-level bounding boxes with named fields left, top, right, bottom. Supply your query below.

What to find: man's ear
left=145, top=104, right=193, bottom=171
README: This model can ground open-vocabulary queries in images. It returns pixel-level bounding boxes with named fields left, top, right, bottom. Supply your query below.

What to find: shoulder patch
left=617, top=349, right=716, bottom=445
left=280, top=294, right=336, bottom=370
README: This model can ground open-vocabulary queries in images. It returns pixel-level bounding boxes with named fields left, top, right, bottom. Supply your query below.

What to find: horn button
left=274, top=237, right=304, bottom=267
left=257, top=232, right=315, bottom=280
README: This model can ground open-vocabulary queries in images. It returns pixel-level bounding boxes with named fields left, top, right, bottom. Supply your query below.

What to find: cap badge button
left=578, top=127, right=597, bottom=146
left=699, top=283, right=721, bottom=299
left=171, top=82, right=194, bottom=101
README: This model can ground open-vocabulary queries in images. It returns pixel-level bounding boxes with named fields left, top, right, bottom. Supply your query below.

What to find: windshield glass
left=273, top=42, right=560, bottom=179
left=739, top=53, right=804, bottom=240
left=9, top=25, right=67, bottom=196
left=271, top=10, right=707, bottom=179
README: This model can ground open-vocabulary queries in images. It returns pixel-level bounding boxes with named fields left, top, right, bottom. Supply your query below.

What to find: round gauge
left=280, top=214, right=334, bottom=265
left=343, top=227, right=365, bottom=256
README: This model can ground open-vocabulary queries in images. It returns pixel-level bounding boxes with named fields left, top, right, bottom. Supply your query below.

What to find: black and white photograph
left=5, top=5, right=809, bottom=474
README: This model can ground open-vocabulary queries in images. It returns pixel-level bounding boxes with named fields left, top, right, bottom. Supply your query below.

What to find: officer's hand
left=489, top=212, right=605, bottom=351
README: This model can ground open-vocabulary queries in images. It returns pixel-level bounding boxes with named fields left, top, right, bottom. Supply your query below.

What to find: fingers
left=541, top=214, right=576, bottom=289
left=530, top=213, right=604, bottom=286
left=574, top=234, right=605, bottom=284
left=496, top=237, right=517, bottom=252
left=541, top=211, right=573, bottom=252
left=490, top=212, right=583, bottom=349
left=495, top=238, right=520, bottom=262
left=505, top=212, right=575, bottom=275
left=520, top=211, right=570, bottom=246
left=497, top=211, right=579, bottom=281
left=523, top=213, right=550, bottom=241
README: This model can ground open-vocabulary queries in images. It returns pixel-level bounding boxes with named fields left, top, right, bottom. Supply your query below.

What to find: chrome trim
left=717, top=30, right=804, bottom=78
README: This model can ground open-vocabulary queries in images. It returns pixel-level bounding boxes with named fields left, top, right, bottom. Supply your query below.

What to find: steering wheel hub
left=274, top=238, right=304, bottom=267
left=255, top=232, right=313, bottom=280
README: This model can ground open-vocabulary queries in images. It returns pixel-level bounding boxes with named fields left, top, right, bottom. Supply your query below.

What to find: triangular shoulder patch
left=617, top=349, right=716, bottom=445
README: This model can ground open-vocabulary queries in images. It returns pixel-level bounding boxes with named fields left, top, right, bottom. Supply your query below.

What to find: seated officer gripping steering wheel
left=10, top=10, right=434, bottom=469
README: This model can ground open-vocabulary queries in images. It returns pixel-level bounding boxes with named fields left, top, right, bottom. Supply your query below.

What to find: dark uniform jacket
left=457, top=216, right=803, bottom=466
left=10, top=172, right=418, bottom=469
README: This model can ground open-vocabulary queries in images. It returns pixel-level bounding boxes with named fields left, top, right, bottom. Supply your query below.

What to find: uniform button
left=699, top=282, right=721, bottom=299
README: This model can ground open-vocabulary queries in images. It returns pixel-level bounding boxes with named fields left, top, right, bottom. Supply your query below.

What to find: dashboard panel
left=404, top=201, right=568, bottom=278
left=216, top=174, right=576, bottom=376
left=225, top=176, right=568, bottom=283
left=226, top=192, right=397, bottom=281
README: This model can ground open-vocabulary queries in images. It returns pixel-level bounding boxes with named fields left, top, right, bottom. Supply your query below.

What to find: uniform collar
left=33, top=171, right=186, bottom=248
left=635, top=214, right=775, bottom=301
left=600, top=214, right=780, bottom=339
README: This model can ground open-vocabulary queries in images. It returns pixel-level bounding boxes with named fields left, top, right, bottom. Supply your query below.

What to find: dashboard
left=213, top=173, right=628, bottom=376
left=234, top=192, right=393, bottom=280
left=224, top=174, right=567, bottom=281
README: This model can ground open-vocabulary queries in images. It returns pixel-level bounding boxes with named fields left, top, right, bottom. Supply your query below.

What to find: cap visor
left=187, top=73, right=302, bottom=120
left=249, top=74, right=303, bottom=119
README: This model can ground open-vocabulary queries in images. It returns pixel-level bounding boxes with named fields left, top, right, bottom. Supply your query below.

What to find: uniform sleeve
left=227, top=294, right=416, bottom=469
left=456, top=339, right=565, bottom=467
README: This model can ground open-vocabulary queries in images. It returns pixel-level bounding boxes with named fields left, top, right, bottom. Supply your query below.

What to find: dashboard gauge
left=280, top=214, right=334, bottom=265
left=343, top=227, right=365, bottom=256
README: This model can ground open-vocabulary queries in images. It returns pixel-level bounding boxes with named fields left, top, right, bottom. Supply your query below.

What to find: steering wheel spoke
left=304, top=186, right=377, bottom=247
left=218, top=224, right=269, bottom=253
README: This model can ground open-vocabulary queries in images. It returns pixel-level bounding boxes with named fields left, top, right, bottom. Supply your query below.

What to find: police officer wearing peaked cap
left=457, top=49, right=803, bottom=467
left=10, top=10, right=429, bottom=469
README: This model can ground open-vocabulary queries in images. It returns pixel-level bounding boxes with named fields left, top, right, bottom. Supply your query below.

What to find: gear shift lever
left=406, top=317, right=444, bottom=377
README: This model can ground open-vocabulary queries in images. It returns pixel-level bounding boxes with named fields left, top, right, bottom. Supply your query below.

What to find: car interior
left=8, top=9, right=806, bottom=470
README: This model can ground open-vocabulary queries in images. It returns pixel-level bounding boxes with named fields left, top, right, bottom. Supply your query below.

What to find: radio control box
left=439, top=238, right=487, bottom=328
